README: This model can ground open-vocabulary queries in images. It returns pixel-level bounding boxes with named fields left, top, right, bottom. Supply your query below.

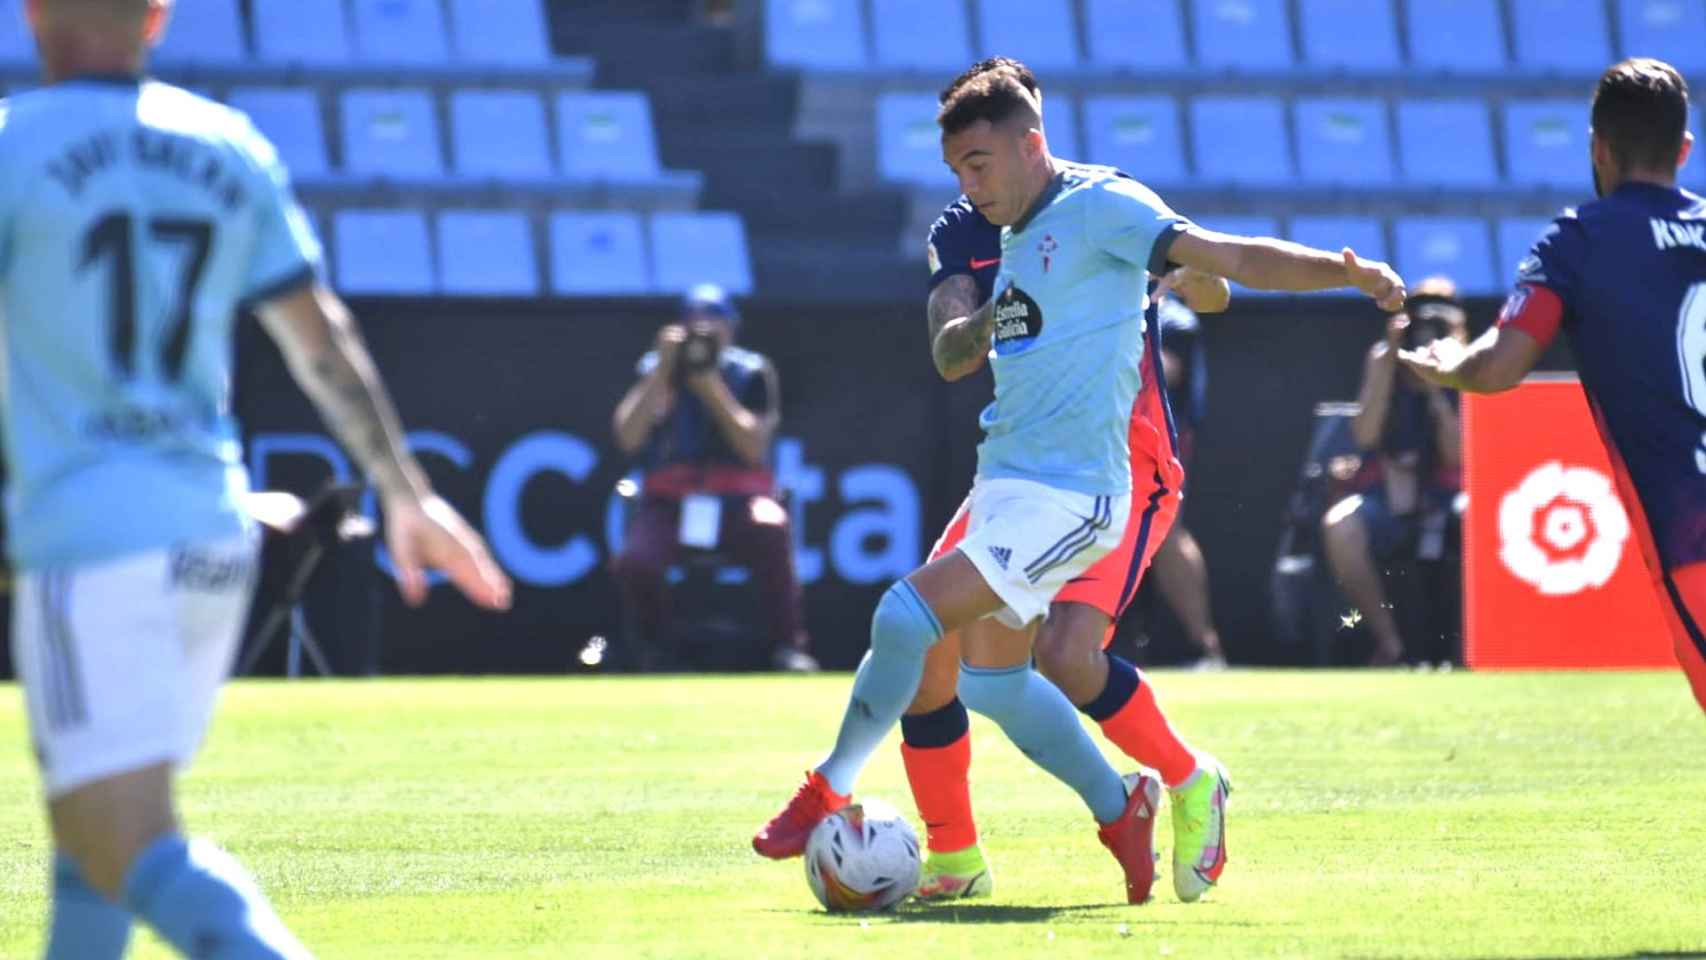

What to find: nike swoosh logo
left=970, top=257, right=1001, bottom=270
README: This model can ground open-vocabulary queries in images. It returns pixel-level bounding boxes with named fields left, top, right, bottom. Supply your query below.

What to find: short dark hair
left=939, top=57, right=1038, bottom=106
left=1591, top=58, right=1690, bottom=173
left=937, top=68, right=1040, bottom=138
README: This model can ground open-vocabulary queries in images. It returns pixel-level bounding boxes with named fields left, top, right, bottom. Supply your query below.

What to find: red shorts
left=931, top=379, right=1184, bottom=643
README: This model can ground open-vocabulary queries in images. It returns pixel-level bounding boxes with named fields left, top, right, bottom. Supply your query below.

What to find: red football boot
left=1097, top=772, right=1162, bottom=904
left=752, top=770, right=850, bottom=860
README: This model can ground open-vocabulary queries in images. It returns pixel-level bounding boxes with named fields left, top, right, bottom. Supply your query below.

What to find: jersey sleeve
left=1087, top=176, right=1190, bottom=274
left=1495, top=215, right=1581, bottom=349
left=236, top=118, right=324, bottom=308
left=926, top=205, right=977, bottom=291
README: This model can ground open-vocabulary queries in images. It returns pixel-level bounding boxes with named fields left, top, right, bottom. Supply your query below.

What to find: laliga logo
left=1498, top=461, right=1630, bottom=596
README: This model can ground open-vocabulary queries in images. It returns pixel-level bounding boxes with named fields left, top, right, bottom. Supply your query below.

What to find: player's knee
left=870, top=581, right=943, bottom=660
left=1033, top=610, right=1102, bottom=687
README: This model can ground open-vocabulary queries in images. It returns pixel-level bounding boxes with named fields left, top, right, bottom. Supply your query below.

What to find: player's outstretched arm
left=1398, top=325, right=1546, bottom=395
left=928, top=273, right=994, bottom=381
left=255, top=283, right=513, bottom=611
left=1167, top=228, right=1406, bottom=310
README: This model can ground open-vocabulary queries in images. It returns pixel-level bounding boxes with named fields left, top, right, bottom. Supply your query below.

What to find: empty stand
left=1404, top=0, right=1508, bottom=72
left=252, top=0, right=354, bottom=66
left=229, top=87, right=331, bottom=179
left=0, top=0, right=28, bottom=66
left=341, top=88, right=445, bottom=180
left=1293, top=98, right=1395, bottom=186
left=1616, top=0, right=1706, bottom=73
left=1082, top=95, right=1188, bottom=185
left=1082, top=0, right=1190, bottom=71
left=1510, top=0, right=1611, bottom=73
left=871, top=0, right=971, bottom=72
left=351, top=0, right=451, bottom=66
left=549, top=211, right=651, bottom=295
left=556, top=91, right=664, bottom=182
left=651, top=212, right=754, bottom=295
left=1503, top=99, right=1586, bottom=189
left=450, top=89, right=552, bottom=180
left=448, top=0, right=553, bottom=64
left=1297, top=0, right=1400, bottom=73
left=1193, top=0, right=1294, bottom=72
left=1046, top=95, right=1084, bottom=162
left=977, top=0, right=1081, bottom=72
left=1396, top=99, right=1499, bottom=186
left=437, top=210, right=539, bottom=295
left=154, top=0, right=247, bottom=65
left=876, top=92, right=955, bottom=186
left=764, top=0, right=868, bottom=70
left=1191, top=96, right=1293, bottom=185
left=335, top=209, right=435, bottom=294
left=1395, top=217, right=1496, bottom=293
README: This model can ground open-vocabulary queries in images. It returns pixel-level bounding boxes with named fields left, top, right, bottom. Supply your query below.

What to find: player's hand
left=382, top=494, right=513, bottom=611
left=1343, top=248, right=1407, bottom=312
left=655, top=324, right=687, bottom=374
left=1397, top=337, right=1466, bottom=390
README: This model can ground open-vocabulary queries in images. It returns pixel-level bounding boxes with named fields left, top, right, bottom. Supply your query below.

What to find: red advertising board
left=1463, top=377, right=1674, bottom=669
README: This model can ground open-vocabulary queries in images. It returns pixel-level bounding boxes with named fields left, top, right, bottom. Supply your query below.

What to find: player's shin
left=122, top=835, right=310, bottom=960
left=1080, top=654, right=1199, bottom=788
left=47, top=852, right=133, bottom=960
left=899, top=698, right=978, bottom=854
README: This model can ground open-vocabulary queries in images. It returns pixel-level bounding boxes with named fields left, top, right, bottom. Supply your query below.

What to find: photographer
left=1322, top=277, right=1467, bottom=665
left=610, top=285, right=813, bottom=671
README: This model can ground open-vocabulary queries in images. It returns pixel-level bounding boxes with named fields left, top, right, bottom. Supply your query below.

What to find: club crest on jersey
left=1038, top=234, right=1059, bottom=273
left=993, top=285, right=1044, bottom=356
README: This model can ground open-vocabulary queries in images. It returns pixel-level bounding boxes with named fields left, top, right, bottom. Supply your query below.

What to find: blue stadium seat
left=1190, top=97, right=1293, bottom=185
left=556, top=92, right=662, bottom=182
left=253, top=0, right=354, bottom=66
left=340, top=88, right=445, bottom=181
left=1197, top=215, right=1282, bottom=296
left=1617, top=0, right=1706, bottom=72
left=1193, top=0, right=1293, bottom=72
left=871, top=0, right=971, bottom=72
left=448, top=0, right=552, bottom=64
left=765, top=0, right=868, bottom=70
left=1496, top=217, right=1555, bottom=287
left=876, top=92, right=954, bottom=187
left=228, top=88, right=330, bottom=179
left=351, top=0, right=450, bottom=65
left=1289, top=216, right=1388, bottom=296
left=1395, top=217, right=1496, bottom=294
left=1293, top=98, right=1394, bottom=186
left=651, top=212, right=754, bottom=296
left=1082, top=0, right=1189, bottom=72
left=334, top=209, right=435, bottom=294
left=1510, top=0, right=1610, bottom=73
left=437, top=211, right=538, bottom=296
left=1297, top=0, right=1400, bottom=73
left=1045, top=95, right=1083, bottom=161
left=1504, top=100, right=1588, bottom=189
left=1082, top=95, right=1187, bottom=185
left=1396, top=99, right=1498, bottom=186
left=0, top=0, right=31, bottom=66
left=449, top=90, right=551, bottom=180
left=976, top=0, right=1081, bottom=71
left=549, top=211, right=651, bottom=295
left=1404, top=0, right=1507, bottom=72
left=154, top=0, right=246, bottom=64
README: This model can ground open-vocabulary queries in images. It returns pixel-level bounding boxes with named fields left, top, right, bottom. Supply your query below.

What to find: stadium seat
left=976, top=0, right=1081, bottom=71
left=1297, top=0, right=1401, bottom=73
left=351, top=0, right=451, bottom=65
left=1193, top=0, right=1294, bottom=72
left=154, top=0, right=246, bottom=64
left=449, top=90, right=552, bottom=180
left=1396, top=99, right=1498, bottom=186
left=1082, top=0, right=1189, bottom=72
left=1496, top=217, right=1555, bottom=286
left=556, top=92, right=663, bottom=182
left=253, top=0, right=354, bottom=66
left=1045, top=95, right=1083, bottom=162
left=1082, top=95, right=1188, bottom=186
left=1616, top=0, right=1706, bottom=73
left=1190, top=97, right=1293, bottom=185
left=1404, top=0, right=1507, bottom=72
left=549, top=211, right=651, bottom=295
left=651, top=212, right=754, bottom=296
left=437, top=211, right=539, bottom=296
left=340, top=89, right=445, bottom=181
left=334, top=209, right=435, bottom=294
left=1289, top=216, right=1389, bottom=295
left=1395, top=217, right=1496, bottom=294
left=871, top=0, right=971, bottom=72
left=764, top=0, right=868, bottom=70
left=876, top=92, right=955, bottom=187
left=0, top=0, right=31, bottom=66
left=448, top=0, right=552, bottom=64
left=228, top=88, right=331, bottom=180
left=1510, top=0, right=1611, bottom=73
left=1503, top=100, right=1588, bottom=189
left=1293, top=98, right=1395, bottom=186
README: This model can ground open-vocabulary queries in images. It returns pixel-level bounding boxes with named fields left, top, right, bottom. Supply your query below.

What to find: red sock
left=900, top=734, right=977, bottom=853
left=1097, top=675, right=1198, bottom=788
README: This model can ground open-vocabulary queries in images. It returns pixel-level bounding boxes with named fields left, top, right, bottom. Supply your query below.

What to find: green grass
left=2, top=671, right=1704, bottom=959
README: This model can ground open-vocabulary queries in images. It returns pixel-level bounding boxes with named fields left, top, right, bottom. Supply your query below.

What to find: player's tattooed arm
left=928, top=273, right=993, bottom=381
left=256, top=283, right=430, bottom=504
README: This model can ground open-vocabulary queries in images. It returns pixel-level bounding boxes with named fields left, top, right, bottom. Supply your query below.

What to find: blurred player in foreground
left=4, top=2, right=512, bottom=957
left=1401, top=57, right=1706, bottom=716
left=755, top=66, right=1405, bottom=904
left=896, top=58, right=1233, bottom=905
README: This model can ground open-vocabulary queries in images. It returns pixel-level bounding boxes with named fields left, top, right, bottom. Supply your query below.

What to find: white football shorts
left=956, top=477, right=1130, bottom=629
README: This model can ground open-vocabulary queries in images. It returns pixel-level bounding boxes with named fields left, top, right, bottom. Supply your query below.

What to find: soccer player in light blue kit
left=4, top=2, right=513, bottom=957
left=756, top=68, right=1406, bottom=901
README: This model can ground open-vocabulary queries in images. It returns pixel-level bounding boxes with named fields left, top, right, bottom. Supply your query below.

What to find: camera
left=1402, top=293, right=1465, bottom=351
left=674, top=324, right=722, bottom=384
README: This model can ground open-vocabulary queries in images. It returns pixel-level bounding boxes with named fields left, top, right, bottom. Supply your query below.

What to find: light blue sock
left=959, top=661, right=1129, bottom=824
left=47, top=852, right=133, bottom=960
left=816, top=580, right=942, bottom=794
left=121, top=833, right=309, bottom=960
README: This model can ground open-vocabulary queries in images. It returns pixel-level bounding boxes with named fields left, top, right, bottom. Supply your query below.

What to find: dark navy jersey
left=635, top=345, right=772, bottom=471
left=1500, top=182, right=1706, bottom=570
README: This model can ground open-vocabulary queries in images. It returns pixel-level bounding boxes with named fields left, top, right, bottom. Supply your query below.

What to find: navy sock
left=1079, top=653, right=1142, bottom=722
left=122, top=833, right=309, bottom=960
left=47, top=852, right=132, bottom=960
left=900, top=697, right=969, bottom=749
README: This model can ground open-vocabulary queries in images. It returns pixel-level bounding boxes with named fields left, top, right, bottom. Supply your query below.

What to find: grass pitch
left=1, top=671, right=1703, bottom=959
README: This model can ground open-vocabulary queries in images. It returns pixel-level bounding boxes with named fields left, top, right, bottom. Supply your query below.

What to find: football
left=803, top=800, right=922, bottom=912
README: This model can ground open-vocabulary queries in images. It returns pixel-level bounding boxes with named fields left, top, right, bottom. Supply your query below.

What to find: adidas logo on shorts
left=988, top=546, right=1012, bottom=570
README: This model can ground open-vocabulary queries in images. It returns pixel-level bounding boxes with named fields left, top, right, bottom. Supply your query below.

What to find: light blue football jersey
left=0, top=77, right=323, bottom=569
left=977, top=163, right=1187, bottom=496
